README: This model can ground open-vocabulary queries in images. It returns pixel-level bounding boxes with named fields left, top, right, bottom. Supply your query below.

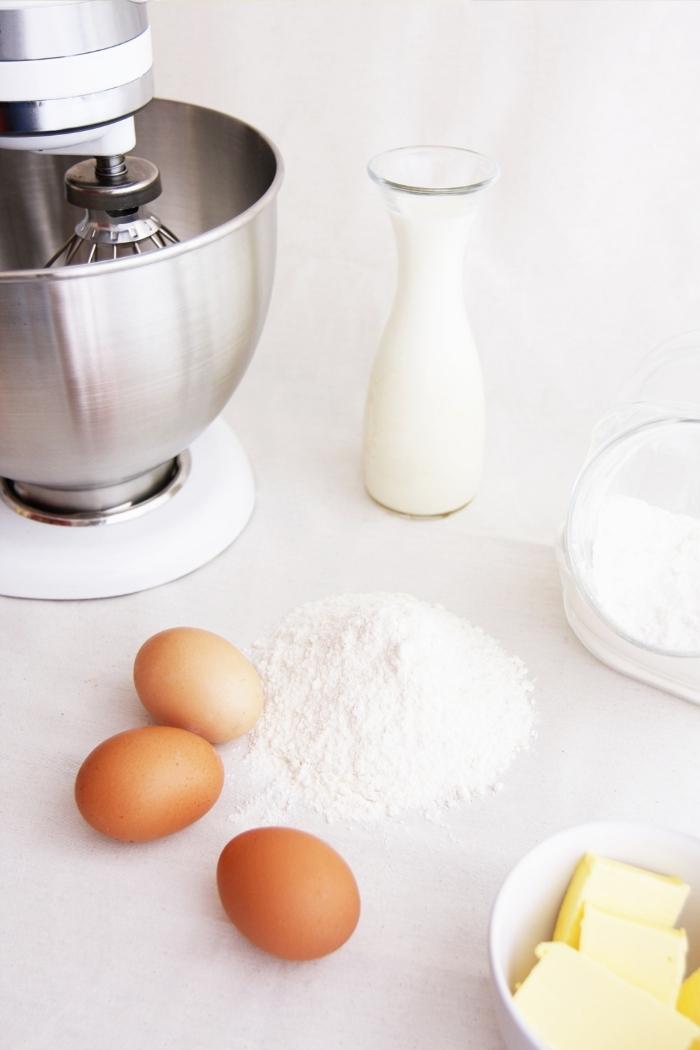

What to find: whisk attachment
left=45, top=153, right=179, bottom=267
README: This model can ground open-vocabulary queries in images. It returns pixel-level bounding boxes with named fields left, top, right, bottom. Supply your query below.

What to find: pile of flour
left=232, top=592, right=535, bottom=824
left=589, top=495, right=700, bottom=652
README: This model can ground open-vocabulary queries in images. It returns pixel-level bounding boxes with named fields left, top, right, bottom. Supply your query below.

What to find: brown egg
left=133, top=627, right=264, bottom=745
left=75, top=726, right=224, bottom=842
left=217, top=827, right=361, bottom=961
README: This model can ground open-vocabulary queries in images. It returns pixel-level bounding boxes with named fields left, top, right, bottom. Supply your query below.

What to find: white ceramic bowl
left=489, top=821, right=700, bottom=1050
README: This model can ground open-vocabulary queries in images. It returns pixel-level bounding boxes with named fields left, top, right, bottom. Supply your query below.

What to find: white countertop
left=3, top=3, right=700, bottom=1048
left=3, top=446, right=698, bottom=1050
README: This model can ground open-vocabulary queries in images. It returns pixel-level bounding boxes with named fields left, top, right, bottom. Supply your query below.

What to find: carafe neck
left=390, top=209, right=473, bottom=294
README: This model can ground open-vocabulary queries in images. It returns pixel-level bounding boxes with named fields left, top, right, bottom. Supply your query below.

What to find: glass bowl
left=557, top=335, right=700, bottom=704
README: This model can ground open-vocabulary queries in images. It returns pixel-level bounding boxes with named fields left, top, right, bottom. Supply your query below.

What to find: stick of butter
left=553, top=853, right=690, bottom=947
left=514, top=942, right=700, bottom=1050
left=679, top=970, right=700, bottom=1025
left=580, top=903, right=688, bottom=1005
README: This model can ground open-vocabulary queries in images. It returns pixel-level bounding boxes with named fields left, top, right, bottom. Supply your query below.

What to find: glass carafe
left=363, top=146, right=499, bottom=516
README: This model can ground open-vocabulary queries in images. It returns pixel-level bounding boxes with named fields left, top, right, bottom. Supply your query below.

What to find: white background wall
left=149, top=0, right=700, bottom=542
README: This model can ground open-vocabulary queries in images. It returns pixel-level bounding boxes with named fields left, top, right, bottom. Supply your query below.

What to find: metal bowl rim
left=0, top=97, right=284, bottom=282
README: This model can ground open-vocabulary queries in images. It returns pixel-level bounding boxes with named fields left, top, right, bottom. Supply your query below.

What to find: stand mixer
left=0, top=0, right=283, bottom=599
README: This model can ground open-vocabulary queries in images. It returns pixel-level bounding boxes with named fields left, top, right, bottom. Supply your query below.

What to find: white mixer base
left=0, top=421, right=255, bottom=600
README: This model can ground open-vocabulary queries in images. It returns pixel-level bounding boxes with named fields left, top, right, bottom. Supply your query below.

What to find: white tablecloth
left=2, top=3, right=700, bottom=1048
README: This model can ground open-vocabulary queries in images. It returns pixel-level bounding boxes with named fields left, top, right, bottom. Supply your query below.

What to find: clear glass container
left=557, top=333, right=700, bottom=704
left=363, top=146, right=499, bottom=516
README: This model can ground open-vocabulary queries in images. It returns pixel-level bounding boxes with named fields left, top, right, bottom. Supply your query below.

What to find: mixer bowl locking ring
left=0, top=451, right=191, bottom=527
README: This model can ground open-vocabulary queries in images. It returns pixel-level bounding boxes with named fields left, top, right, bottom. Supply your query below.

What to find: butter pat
left=514, top=942, right=700, bottom=1050
left=580, top=903, right=687, bottom=1005
left=679, top=969, right=700, bottom=1025
left=553, top=852, right=689, bottom=947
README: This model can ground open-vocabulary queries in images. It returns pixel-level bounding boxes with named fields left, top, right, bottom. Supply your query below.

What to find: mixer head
left=0, top=1, right=173, bottom=266
left=45, top=153, right=179, bottom=267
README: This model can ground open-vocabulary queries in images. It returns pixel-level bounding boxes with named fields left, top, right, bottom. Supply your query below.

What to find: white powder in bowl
left=232, top=592, right=535, bottom=824
left=589, top=495, right=700, bottom=653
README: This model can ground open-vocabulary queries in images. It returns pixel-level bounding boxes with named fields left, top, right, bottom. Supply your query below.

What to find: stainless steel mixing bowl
left=0, top=98, right=282, bottom=513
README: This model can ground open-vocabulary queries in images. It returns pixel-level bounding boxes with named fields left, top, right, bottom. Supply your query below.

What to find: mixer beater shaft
left=45, top=151, right=178, bottom=268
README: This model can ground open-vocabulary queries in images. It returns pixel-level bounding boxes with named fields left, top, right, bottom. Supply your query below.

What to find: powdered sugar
left=232, top=593, right=535, bottom=824
left=589, top=495, right=700, bottom=653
